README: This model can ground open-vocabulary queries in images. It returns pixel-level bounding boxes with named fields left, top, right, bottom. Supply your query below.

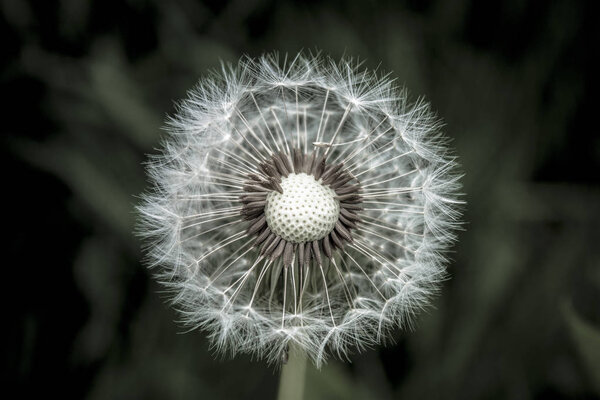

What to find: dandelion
left=137, top=52, right=462, bottom=371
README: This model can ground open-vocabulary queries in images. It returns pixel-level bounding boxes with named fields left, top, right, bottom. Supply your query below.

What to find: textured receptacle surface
left=265, top=173, right=340, bottom=243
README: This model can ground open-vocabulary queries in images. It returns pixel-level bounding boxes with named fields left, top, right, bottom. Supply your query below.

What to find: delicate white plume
left=137, top=52, right=462, bottom=367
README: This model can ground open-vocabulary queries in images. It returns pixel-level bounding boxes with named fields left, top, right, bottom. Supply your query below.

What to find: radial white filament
left=137, top=52, right=462, bottom=367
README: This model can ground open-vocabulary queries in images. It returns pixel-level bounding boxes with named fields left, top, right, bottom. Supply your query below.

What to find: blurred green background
left=3, top=0, right=599, bottom=398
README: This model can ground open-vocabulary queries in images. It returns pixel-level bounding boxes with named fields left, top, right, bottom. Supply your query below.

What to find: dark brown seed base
left=240, top=148, right=363, bottom=267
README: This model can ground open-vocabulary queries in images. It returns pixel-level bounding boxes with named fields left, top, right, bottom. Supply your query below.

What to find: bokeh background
left=4, top=0, right=599, bottom=398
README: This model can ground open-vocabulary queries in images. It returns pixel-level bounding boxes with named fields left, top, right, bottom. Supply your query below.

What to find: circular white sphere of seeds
left=265, top=173, right=340, bottom=243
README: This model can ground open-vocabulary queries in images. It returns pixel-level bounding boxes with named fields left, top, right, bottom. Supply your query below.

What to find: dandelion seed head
left=137, top=51, right=463, bottom=367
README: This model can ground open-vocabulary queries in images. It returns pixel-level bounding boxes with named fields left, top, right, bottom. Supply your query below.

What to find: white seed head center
left=265, top=173, right=340, bottom=243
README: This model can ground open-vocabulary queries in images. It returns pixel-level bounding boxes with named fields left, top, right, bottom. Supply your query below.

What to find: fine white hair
left=137, top=52, right=462, bottom=367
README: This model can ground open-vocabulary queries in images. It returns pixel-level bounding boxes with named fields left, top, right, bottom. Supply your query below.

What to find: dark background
left=3, top=0, right=599, bottom=399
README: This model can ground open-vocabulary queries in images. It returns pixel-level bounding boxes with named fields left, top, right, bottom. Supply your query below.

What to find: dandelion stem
left=277, top=346, right=307, bottom=400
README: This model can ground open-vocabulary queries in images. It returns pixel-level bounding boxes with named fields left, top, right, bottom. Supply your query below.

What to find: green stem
left=277, top=346, right=307, bottom=400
